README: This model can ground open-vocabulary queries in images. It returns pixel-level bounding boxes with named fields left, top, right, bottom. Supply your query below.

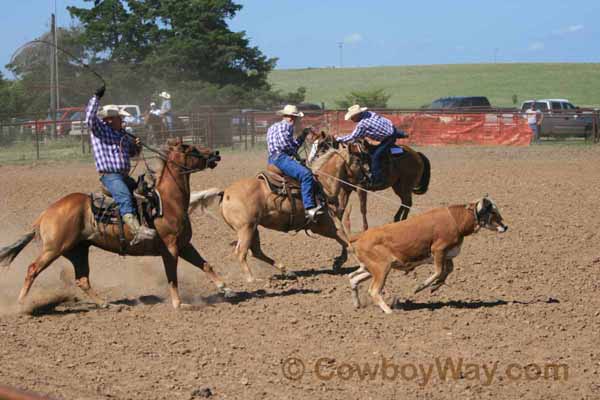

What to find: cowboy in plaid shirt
left=337, top=104, right=407, bottom=189
left=267, top=105, right=323, bottom=221
left=86, top=86, right=156, bottom=245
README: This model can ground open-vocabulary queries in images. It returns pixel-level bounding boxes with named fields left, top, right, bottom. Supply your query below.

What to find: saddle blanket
left=390, top=146, right=404, bottom=155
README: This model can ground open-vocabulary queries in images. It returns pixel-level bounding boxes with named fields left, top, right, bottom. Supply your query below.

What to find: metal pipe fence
left=1, top=108, right=599, bottom=163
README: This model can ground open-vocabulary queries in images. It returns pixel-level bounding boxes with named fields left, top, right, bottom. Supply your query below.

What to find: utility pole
left=337, top=42, right=343, bottom=68
left=54, top=0, right=60, bottom=113
left=49, top=13, right=57, bottom=138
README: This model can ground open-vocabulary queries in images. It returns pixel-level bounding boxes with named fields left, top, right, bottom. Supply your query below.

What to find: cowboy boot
left=122, top=214, right=157, bottom=245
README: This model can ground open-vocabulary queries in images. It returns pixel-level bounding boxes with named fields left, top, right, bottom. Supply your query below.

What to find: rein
left=127, top=133, right=213, bottom=175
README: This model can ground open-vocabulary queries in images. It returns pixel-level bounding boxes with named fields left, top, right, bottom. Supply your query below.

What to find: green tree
left=68, top=0, right=276, bottom=89
left=335, top=88, right=391, bottom=109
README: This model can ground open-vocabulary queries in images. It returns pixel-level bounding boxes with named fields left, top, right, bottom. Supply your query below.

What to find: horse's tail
left=0, top=230, right=36, bottom=267
left=189, top=188, right=224, bottom=214
left=413, top=152, right=431, bottom=195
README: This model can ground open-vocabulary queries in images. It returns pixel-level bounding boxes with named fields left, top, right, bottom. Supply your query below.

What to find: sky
left=1, top=0, right=599, bottom=77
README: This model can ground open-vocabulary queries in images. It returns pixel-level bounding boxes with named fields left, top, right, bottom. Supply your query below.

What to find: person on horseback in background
left=267, top=104, right=323, bottom=222
left=159, top=91, right=173, bottom=132
left=336, top=104, right=408, bottom=190
left=86, top=85, right=157, bottom=245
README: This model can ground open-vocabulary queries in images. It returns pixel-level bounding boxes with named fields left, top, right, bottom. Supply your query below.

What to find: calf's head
left=475, top=196, right=508, bottom=233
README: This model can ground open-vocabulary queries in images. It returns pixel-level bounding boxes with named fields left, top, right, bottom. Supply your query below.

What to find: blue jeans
left=529, top=123, right=539, bottom=142
left=164, top=113, right=173, bottom=131
left=269, top=154, right=316, bottom=209
left=369, top=134, right=398, bottom=183
left=100, top=173, right=136, bottom=216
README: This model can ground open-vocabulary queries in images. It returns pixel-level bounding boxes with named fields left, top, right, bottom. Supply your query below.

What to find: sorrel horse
left=0, top=138, right=229, bottom=309
left=308, top=133, right=431, bottom=230
left=188, top=146, right=363, bottom=282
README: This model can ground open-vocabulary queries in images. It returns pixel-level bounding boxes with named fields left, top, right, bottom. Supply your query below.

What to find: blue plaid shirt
left=267, top=120, right=305, bottom=158
left=85, top=95, right=138, bottom=174
left=337, top=111, right=395, bottom=143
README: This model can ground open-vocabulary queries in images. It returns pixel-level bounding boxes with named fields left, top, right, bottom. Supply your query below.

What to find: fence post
left=243, top=112, right=248, bottom=150
left=250, top=113, right=256, bottom=148
left=593, top=112, right=598, bottom=143
left=80, top=115, right=86, bottom=154
left=35, top=122, right=40, bottom=160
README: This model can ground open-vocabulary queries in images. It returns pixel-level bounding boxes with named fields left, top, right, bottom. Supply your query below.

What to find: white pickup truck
left=69, top=104, right=142, bottom=135
left=520, top=99, right=592, bottom=138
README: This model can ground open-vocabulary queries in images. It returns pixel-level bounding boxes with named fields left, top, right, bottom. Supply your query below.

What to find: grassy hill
left=268, top=63, right=600, bottom=109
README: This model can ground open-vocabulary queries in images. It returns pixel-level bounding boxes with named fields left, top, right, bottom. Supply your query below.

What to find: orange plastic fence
left=302, top=110, right=533, bottom=146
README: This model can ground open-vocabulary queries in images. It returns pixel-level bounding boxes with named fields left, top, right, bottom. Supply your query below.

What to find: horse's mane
left=143, top=148, right=167, bottom=186
left=310, top=147, right=349, bottom=172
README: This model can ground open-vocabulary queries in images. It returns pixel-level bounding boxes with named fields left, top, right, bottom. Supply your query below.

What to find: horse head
left=165, top=137, right=221, bottom=172
left=307, top=131, right=339, bottom=165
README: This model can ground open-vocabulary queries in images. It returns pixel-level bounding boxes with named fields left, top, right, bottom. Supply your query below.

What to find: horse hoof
left=220, top=287, right=236, bottom=299
left=283, top=270, right=297, bottom=279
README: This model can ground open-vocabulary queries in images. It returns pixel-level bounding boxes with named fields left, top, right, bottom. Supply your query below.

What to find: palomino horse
left=308, top=133, right=431, bottom=230
left=189, top=146, right=363, bottom=282
left=0, top=138, right=230, bottom=309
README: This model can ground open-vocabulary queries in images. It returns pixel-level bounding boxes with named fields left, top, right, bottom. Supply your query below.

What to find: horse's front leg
left=161, top=245, right=183, bottom=309
left=179, top=244, right=233, bottom=297
left=358, top=189, right=369, bottom=231
left=336, top=188, right=350, bottom=220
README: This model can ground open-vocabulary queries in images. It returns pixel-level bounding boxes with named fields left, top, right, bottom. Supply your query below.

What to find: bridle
left=134, top=136, right=220, bottom=175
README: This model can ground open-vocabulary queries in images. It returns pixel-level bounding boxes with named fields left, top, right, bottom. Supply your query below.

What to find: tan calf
left=340, top=196, right=508, bottom=314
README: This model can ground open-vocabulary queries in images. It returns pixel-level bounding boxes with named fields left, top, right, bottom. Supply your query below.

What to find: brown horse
left=189, top=146, right=363, bottom=282
left=143, top=112, right=167, bottom=144
left=0, top=138, right=230, bottom=309
left=143, top=112, right=187, bottom=144
left=308, top=133, right=431, bottom=230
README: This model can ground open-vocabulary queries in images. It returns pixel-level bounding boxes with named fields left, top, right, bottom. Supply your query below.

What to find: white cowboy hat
left=277, top=104, right=304, bottom=118
left=159, top=91, right=171, bottom=100
left=98, top=105, right=131, bottom=119
left=150, top=102, right=157, bottom=107
left=344, top=104, right=368, bottom=121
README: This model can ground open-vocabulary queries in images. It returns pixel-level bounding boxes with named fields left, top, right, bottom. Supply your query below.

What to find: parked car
left=26, top=107, right=84, bottom=136
left=423, top=96, right=492, bottom=110
left=119, top=105, right=143, bottom=127
left=520, top=99, right=592, bottom=138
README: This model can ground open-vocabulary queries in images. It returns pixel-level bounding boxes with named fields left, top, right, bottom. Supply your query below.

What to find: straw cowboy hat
left=159, top=91, right=171, bottom=100
left=344, top=104, right=368, bottom=121
left=277, top=104, right=304, bottom=118
left=98, top=105, right=131, bottom=119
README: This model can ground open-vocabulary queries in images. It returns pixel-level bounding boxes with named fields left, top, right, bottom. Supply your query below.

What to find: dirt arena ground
left=1, top=145, right=600, bottom=400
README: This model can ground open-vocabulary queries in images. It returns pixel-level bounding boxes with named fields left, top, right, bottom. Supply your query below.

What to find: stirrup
left=305, top=205, right=324, bottom=222
left=130, top=226, right=157, bottom=246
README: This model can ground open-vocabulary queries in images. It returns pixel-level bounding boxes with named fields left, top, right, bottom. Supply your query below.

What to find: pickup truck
left=520, top=99, right=592, bottom=138
left=69, top=104, right=142, bottom=136
left=25, top=107, right=84, bottom=136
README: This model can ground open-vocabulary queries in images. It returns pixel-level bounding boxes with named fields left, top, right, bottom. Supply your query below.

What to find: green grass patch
left=269, top=63, right=600, bottom=109
left=0, top=137, right=92, bottom=164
